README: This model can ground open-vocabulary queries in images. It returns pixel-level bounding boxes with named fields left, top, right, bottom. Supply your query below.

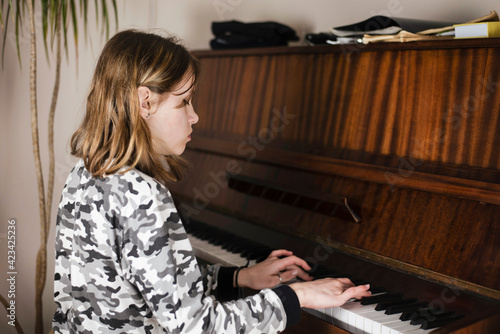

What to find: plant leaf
left=69, top=0, right=77, bottom=47
left=41, top=0, right=49, bottom=63
left=111, top=0, right=117, bottom=32
left=1, top=4, right=13, bottom=69
left=14, top=0, right=22, bottom=66
left=61, top=0, right=68, bottom=60
left=1, top=0, right=118, bottom=69
left=80, top=0, right=88, bottom=44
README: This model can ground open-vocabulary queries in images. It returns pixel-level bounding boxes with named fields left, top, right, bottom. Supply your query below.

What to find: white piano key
left=384, top=321, right=425, bottom=334
left=382, top=321, right=416, bottom=334
left=188, top=234, right=250, bottom=266
left=341, top=301, right=373, bottom=333
left=342, top=300, right=363, bottom=325
left=332, top=306, right=343, bottom=327
left=349, top=302, right=384, bottom=333
left=399, top=328, right=434, bottom=334
left=188, top=234, right=260, bottom=268
left=364, top=312, right=401, bottom=334
left=305, top=302, right=438, bottom=334
left=303, top=308, right=328, bottom=322
left=352, top=304, right=378, bottom=333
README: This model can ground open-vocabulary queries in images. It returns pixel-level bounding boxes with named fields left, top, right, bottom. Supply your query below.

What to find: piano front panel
left=168, top=39, right=500, bottom=333
left=193, top=42, right=500, bottom=170
left=178, top=147, right=500, bottom=293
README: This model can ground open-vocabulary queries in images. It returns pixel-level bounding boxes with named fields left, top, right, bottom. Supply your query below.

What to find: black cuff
left=272, top=285, right=301, bottom=328
left=216, top=266, right=239, bottom=302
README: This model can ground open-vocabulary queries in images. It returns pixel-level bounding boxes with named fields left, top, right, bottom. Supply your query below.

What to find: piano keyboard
left=188, top=232, right=258, bottom=267
left=307, top=300, right=438, bottom=334
left=185, top=220, right=463, bottom=333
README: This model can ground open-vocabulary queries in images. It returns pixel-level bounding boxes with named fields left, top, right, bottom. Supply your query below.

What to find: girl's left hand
left=235, top=249, right=314, bottom=290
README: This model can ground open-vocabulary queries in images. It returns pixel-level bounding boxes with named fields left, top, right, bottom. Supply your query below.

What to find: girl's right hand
left=289, top=278, right=371, bottom=309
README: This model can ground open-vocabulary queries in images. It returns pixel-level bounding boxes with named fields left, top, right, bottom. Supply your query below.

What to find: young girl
left=53, top=29, right=370, bottom=333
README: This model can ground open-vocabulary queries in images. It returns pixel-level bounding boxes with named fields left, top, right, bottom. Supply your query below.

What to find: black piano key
left=241, top=245, right=269, bottom=258
left=409, top=310, right=455, bottom=325
left=400, top=307, right=427, bottom=321
left=407, top=309, right=427, bottom=322
left=375, top=298, right=418, bottom=311
left=230, top=239, right=258, bottom=249
left=361, top=293, right=403, bottom=305
left=209, top=237, right=225, bottom=246
left=387, top=302, right=427, bottom=315
left=350, top=279, right=371, bottom=286
left=369, top=286, right=388, bottom=294
left=221, top=237, right=246, bottom=251
left=420, top=315, right=464, bottom=330
left=226, top=238, right=253, bottom=248
left=308, top=265, right=340, bottom=278
left=225, top=240, right=253, bottom=253
left=247, top=249, right=272, bottom=260
left=220, top=242, right=233, bottom=251
left=191, top=228, right=208, bottom=238
left=309, top=271, right=332, bottom=278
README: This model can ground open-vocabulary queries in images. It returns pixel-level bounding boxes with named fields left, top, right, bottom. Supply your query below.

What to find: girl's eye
left=177, top=100, right=190, bottom=108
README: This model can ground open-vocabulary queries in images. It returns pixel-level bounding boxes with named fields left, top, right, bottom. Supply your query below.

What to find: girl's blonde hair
left=71, top=29, right=199, bottom=184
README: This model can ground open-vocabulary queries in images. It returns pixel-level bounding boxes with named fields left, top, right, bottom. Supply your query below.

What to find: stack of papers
left=325, top=10, right=499, bottom=44
left=454, top=21, right=500, bottom=38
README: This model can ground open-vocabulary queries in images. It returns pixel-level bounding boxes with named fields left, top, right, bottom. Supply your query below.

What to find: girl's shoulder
left=67, top=159, right=172, bottom=207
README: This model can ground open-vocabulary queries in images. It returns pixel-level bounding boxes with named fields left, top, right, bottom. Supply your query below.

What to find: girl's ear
left=137, top=86, right=153, bottom=119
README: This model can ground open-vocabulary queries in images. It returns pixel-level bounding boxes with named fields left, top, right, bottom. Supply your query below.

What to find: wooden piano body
left=168, top=39, right=500, bottom=333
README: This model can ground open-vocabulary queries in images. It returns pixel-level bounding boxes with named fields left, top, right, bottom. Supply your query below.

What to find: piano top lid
left=192, top=37, right=500, bottom=58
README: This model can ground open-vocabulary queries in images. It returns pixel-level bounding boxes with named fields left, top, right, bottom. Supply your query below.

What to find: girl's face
left=145, top=74, right=199, bottom=156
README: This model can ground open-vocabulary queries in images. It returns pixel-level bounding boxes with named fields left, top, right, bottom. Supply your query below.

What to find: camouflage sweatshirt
left=53, top=160, right=300, bottom=333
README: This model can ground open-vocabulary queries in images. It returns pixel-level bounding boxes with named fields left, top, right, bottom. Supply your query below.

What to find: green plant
left=0, top=1, right=117, bottom=333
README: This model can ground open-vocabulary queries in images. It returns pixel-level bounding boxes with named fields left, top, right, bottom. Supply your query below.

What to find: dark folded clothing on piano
left=210, top=20, right=299, bottom=50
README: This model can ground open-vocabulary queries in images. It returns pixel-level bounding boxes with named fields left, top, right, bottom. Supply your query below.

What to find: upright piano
left=168, top=39, right=500, bottom=333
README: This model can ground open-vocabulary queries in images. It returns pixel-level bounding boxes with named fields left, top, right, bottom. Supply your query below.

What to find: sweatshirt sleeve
left=198, top=263, right=241, bottom=301
left=119, top=175, right=294, bottom=333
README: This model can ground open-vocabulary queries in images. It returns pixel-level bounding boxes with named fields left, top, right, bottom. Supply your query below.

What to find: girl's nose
left=189, top=105, right=199, bottom=125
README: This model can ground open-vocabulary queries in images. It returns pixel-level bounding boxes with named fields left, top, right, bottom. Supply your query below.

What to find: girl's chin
left=154, top=143, right=186, bottom=156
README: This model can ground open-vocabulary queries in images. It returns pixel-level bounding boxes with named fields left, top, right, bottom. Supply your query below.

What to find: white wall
left=0, top=0, right=497, bottom=333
